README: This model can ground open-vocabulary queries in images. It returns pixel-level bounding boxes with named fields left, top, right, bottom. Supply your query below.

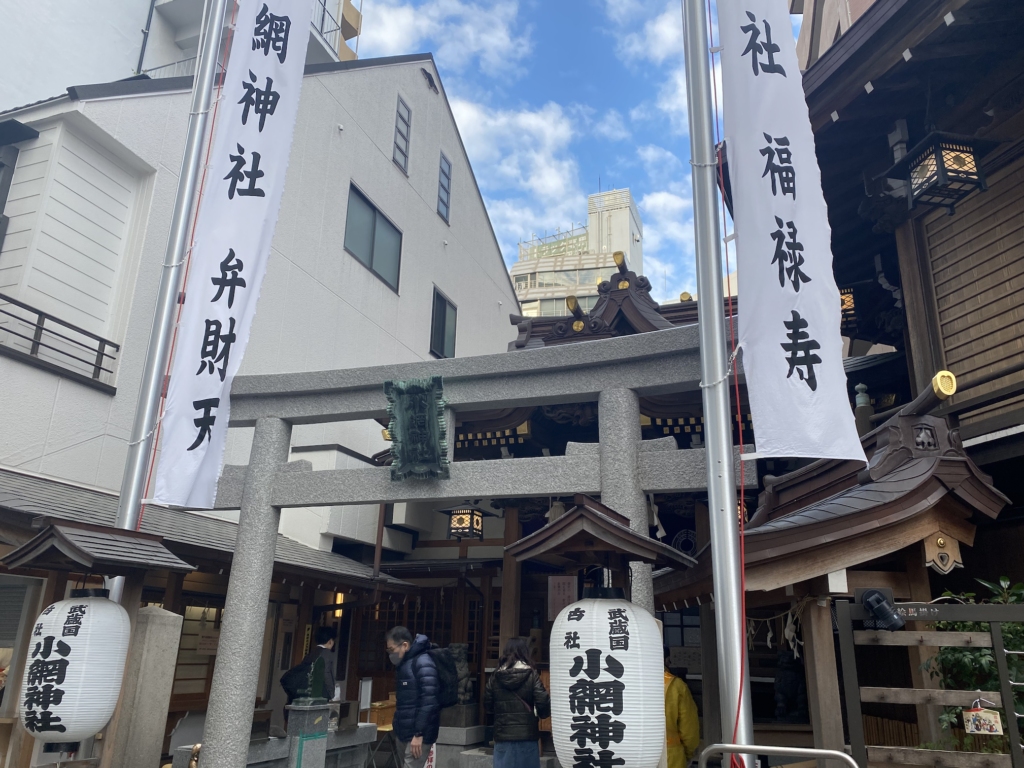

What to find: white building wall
left=0, top=0, right=153, bottom=112
left=0, top=57, right=518, bottom=550
left=1, top=120, right=143, bottom=337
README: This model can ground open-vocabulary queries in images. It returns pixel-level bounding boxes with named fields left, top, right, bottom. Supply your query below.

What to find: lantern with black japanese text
left=550, top=596, right=664, bottom=768
left=18, top=589, right=131, bottom=749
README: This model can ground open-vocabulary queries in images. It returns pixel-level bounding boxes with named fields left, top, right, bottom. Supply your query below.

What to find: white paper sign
left=196, top=628, right=221, bottom=655
left=548, top=575, right=577, bottom=621
left=154, top=0, right=313, bottom=507
left=719, top=0, right=866, bottom=462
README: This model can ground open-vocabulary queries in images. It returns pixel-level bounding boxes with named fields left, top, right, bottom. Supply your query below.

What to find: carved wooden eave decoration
left=654, top=411, right=1009, bottom=602
left=507, top=494, right=696, bottom=570
left=1, top=518, right=195, bottom=577
left=508, top=282, right=737, bottom=352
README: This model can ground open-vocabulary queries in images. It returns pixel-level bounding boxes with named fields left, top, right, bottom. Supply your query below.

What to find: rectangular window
left=430, top=289, right=457, bottom=358
left=343, top=186, right=402, bottom=291
left=437, top=153, right=452, bottom=222
left=393, top=97, right=411, bottom=173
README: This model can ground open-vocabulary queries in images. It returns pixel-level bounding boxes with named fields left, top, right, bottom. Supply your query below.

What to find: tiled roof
left=0, top=468, right=403, bottom=587
left=2, top=522, right=195, bottom=573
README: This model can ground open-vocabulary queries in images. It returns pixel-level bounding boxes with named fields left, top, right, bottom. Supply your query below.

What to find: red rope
left=137, top=0, right=240, bottom=529
left=705, top=1, right=749, bottom=765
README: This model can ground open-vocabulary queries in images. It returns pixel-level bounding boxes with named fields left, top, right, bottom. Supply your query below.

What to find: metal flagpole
left=109, top=0, right=231, bottom=602
left=681, top=0, right=754, bottom=763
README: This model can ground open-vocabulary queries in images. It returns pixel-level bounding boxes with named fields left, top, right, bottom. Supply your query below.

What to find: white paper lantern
left=550, top=597, right=665, bottom=768
left=19, top=591, right=131, bottom=745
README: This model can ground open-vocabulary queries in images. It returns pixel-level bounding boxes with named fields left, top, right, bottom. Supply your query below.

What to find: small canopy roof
left=2, top=518, right=195, bottom=576
left=654, top=410, right=1009, bottom=602
left=507, top=494, right=696, bottom=570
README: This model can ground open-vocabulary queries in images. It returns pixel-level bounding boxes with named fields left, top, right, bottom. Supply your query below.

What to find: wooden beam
left=866, top=747, right=1010, bottom=768
left=803, top=599, right=845, bottom=768
left=699, top=602, right=722, bottom=746
left=41, top=569, right=69, bottom=606
left=372, top=503, right=386, bottom=579
left=479, top=573, right=492, bottom=726
left=846, top=570, right=912, bottom=599
left=854, top=631, right=991, bottom=647
left=894, top=219, right=944, bottom=393
left=292, top=583, right=316, bottom=667
left=163, top=571, right=185, bottom=615
left=345, top=604, right=364, bottom=702
left=906, top=543, right=942, bottom=746
left=498, top=508, right=521, bottom=656
left=861, top=687, right=1001, bottom=707
left=877, top=747, right=1015, bottom=768
left=415, top=538, right=506, bottom=548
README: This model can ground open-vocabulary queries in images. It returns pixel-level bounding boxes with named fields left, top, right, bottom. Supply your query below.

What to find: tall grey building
left=510, top=189, right=643, bottom=317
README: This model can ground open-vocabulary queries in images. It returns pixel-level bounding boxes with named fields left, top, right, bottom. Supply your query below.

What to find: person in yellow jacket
left=665, top=648, right=701, bottom=768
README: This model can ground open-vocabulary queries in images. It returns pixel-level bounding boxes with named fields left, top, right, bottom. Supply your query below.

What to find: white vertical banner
left=719, top=0, right=865, bottom=461
left=154, top=0, right=313, bottom=507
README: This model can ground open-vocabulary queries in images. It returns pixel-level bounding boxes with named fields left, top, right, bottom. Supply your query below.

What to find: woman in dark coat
left=485, top=637, right=551, bottom=768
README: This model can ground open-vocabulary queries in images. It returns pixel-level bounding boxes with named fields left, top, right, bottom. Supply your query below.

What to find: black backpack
left=279, top=659, right=310, bottom=699
left=428, top=646, right=459, bottom=709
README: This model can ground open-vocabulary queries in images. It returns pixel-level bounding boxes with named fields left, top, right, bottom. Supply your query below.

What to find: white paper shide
left=720, top=0, right=866, bottom=462
left=154, top=0, right=313, bottom=507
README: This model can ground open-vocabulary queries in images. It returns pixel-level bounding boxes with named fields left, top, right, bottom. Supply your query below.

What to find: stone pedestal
left=440, top=704, right=479, bottom=728
left=434, top=725, right=486, bottom=768
left=285, top=702, right=331, bottom=768
left=105, top=605, right=184, bottom=768
left=457, top=747, right=561, bottom=768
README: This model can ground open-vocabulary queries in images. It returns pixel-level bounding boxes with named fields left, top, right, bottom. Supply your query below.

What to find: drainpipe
left=137, top=0, right=159, bottom=74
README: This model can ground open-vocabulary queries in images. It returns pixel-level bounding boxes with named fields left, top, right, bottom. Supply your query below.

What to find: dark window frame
left=429, top=288, right=457, bottom=359
left=342, top=184, right=403, bottom=294
left=437, top=152, right=452, bottom=223
left=393, top=96, right=412, bottom=175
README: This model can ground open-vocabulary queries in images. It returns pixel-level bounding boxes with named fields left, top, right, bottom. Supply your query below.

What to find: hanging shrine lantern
left=439, top=503, right=492, bottom=541
left=19, top=589, right=131, bottom=750
left=882, top=131, right=994, bottom=215
left=550, top=595, right=665, bottom=768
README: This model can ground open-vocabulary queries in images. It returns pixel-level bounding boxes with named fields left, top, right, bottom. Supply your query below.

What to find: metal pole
left=110, top=0, right=230, bottom=602
left=681, top=0, right=754, bottom=764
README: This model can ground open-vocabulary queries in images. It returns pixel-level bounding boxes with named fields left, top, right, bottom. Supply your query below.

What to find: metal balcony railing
left=144, top=56, right=226, bottom=80
left=146, top=2, right=346, bottom=79
left=312, top=0, right=343, bottom=53
left=0, top=292, right=120, bottom=393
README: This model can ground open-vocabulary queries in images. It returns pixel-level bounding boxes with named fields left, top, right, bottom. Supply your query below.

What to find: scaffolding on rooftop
left=517, top=224, right=588, bottom=261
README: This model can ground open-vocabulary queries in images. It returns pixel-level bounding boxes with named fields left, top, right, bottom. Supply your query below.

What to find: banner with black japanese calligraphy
left=719, top=0, right=865, bottom=461
left=154, top=0, right=313, bottom=507
left=550, top=599, right=665, bottom=768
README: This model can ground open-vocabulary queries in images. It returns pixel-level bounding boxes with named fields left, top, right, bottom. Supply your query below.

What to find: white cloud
left=594, top=109, right=630, bottom=141
left=359, top=0, right=533, bottom=78
left=634, top=145, right=697, bottom=300
left=619, top=1, right=683, bottom=65
left=450, top=97, right=586, bottom=262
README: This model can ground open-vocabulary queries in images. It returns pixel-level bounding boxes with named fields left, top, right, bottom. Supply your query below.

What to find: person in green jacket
left=665, top=648, right=701, bottom=768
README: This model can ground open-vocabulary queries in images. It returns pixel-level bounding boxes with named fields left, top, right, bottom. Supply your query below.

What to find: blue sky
left=359, top=0, right=801, bottom=302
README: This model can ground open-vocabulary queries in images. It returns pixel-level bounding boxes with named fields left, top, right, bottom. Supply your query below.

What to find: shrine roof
left=0, top=467, right=406, bottom=589
left=652, top=409, right=1010, bottom=602
left=507, top=494, right=696, bottom=570
left=1, top=519, right=195, bottom=576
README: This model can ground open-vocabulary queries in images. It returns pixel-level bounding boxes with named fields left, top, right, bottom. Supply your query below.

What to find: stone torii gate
left=195, top=324, right=755, bottom=768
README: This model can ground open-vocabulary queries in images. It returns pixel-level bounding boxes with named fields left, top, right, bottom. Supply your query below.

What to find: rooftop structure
left=510, top=189, right=644, bottom=317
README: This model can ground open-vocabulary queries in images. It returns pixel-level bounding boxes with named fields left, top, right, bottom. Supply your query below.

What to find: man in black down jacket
left=387, top=626, right=440, bottom=767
